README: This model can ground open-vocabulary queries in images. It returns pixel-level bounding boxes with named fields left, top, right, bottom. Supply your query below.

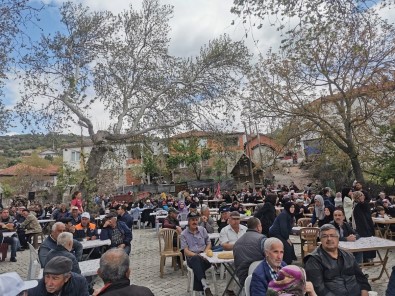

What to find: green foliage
left=55, top=163, right=86, bottom=194
left=167, top=137, right=212, bottom=180
left=372, top=124, right=395, bottom=183
left=7, top=159, right=21, bottom=167
left=0, top=183, right=15, bottom=199
left=142, top=151, right=159, bottom=176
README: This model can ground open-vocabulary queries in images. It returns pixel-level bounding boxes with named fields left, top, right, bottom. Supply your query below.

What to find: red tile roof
left=0, top=163, right=59, bottom=176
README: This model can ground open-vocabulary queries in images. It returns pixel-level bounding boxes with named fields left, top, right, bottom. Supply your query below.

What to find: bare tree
left=245, top=13, right=395, bottom=182
left=18, top=0, right=251, bottom=192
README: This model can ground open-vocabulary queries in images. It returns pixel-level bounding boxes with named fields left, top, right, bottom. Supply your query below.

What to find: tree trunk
left=80, top=145, right=108, bottom=200
left=350, top=154, right=365, bottom=183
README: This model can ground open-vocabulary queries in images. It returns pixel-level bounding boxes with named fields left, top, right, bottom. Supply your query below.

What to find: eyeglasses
left=321, top=234, right=339, bottom=239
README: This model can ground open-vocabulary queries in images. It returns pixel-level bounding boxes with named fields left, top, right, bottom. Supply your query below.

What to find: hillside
left=0, top=133, right=87, bottom=164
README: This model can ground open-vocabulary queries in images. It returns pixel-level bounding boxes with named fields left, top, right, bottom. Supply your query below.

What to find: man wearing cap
left=96, top=248, right=154, bottom=296
left=0, top=272, right=38, bottom=296
left=199, top=206, right=215, bottom=234
left=74, top=212, right=98, bottom=240
left=28, top=256, right=89, bottom=296
left=39, top=222, right=83, bottom=267
left=116, top=205, right=134, bottom=229
left=181, top=212, right=213, bottom=296
left=45, top=232, right=81, bottom=274
left=66, top=206, right=81, bottom=225
left=219, top=211, right=247, bottom=251
left=19, top=209, right=42, bottom=247
left=162, top=207, right=182, bottom=234
left=217, top=207, right=230, bottom=233
left=100, top=213, right=132, bottom=255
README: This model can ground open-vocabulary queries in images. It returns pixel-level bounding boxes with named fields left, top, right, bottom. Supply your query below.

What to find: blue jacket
left=250, top=259, right=287, bottom=295
left=45, top=245, right=81, bottom=274
left=100, top=221, right=132, bottom=247
left=269, top=211, right=293, bottom=240
left=28, top=272, right=89, bottom=296
left=118, top=212, right=134, bottom=229
left=38, top=236, right=83, bottom=267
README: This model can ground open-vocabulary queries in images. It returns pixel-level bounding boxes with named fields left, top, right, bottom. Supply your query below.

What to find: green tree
left=18, top=0, right=250, bottom=193
left=167, top=138, right=211, bottom=180
left=371, top=124, right=395, bottom=183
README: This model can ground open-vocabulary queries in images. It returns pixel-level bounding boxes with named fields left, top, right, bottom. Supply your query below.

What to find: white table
left=241, top=203, right=258, bottom=208
left=2, top=231, right=16, bottom=237
left=200, top=251, right=241, bottom=296
left=39, top=258, right=100, bottom=278
left=81, top=239, right=111, bottom=260
left=208, top=233, right=220, bottom=240
left=180, top=221, right=188, bottom=228
left=339, top=236, right=395, bottom=281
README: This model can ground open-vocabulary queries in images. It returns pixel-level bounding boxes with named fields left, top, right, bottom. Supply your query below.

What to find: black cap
left=105, top=212, right=117, bottom=219
left=59, top=217, right=73, bottom=224
left=219, top=207, right=230, bottom=213
left=44, top=256, right=72, bottom=275
left=189, top=203, right=197, bottom=209
left=187, top=212, right=200, bottom=219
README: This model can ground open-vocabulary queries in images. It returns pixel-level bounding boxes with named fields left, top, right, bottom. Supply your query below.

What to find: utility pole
left=243, top=121, right=255, bottom=190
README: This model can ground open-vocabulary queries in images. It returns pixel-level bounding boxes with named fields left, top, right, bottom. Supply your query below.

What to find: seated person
left=219, top=211, right=247, bottom=251
left=199, top=206, right=215, bottom=234
left=250, top=237, right=287, bottom=295
left=100, top=213, right=132, bottom=255
left=216, top=207, right=230, bottom=233
left=330, top=207, right=362, bottom=263
left=74, top=212, right=98, bottom=240
left=267, top=265, right=317, bottom=296
left=304, top=224, right=371, bottom=296
left=28, top=256, right=89, bottom=296
left=180, top=212, right=213, bottom=296
left=116, top=205, right=134, bottom=229
left=66, top=206, right=81, bottom=226
left=45, top=232, right=81, bottom=274
left=0, top=228, right=18, bottom=262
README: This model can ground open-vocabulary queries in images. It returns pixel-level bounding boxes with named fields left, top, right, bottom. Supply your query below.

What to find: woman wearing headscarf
left=352, top=191, right=376, bottom=263
left=254, top=193, right=276, bottom=236
left=307, top=195, right=325, bottom=227
left=269, top=202, right=297, bottom=264
left=318, top=206, right=334, bottom=227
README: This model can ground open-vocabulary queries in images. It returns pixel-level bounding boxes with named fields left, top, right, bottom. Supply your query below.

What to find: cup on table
left=368, top=291, right=378, bottom=296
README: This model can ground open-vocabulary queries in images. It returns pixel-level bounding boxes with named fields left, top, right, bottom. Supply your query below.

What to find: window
left=71, top=151, right=80, bottom=162
left=179, top=161, right=187, bottom=169
left=199, top=138, right=207, bottom=147
left=127, top=145, right=141, bottom=159
left=224, top=137, right=239, bottom=147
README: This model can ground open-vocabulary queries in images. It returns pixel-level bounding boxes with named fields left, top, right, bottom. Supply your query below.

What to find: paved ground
left=0, top=227, right=392, bottom=295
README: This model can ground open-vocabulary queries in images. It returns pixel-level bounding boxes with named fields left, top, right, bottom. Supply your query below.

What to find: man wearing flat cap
left=28, top=256, right=89, bottom=296
left=219, top=211, right=247, bottom=251
left=181, top=212, right=214, bottom=296
left=100, top=212, right=132, bottom=255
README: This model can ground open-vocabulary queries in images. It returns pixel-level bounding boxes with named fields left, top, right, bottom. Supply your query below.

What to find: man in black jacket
left=304, top=224, right=371, bottom=296
left=96, top=248, right=154, bottom=296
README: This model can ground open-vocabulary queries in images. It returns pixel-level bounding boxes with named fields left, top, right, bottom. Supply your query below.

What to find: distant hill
left=0, top=133, right=88, bottom=158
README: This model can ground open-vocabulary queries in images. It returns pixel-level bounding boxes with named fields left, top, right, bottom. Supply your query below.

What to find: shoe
left=10, top=257, right=17, bottom=262
left=17, top=247, right=25, bottom=251
left=225, top=290, right=236, bottom=296
left=205, top=288, right=213, bottom=296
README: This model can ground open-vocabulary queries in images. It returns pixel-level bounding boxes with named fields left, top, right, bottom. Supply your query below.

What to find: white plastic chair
left=185, top=262, right=218, bottom=296
left=248, top=260, right=263, bottom=275
left=244, top=274, right=252, bottom=296
left=27, top=243, right=42, bottom=280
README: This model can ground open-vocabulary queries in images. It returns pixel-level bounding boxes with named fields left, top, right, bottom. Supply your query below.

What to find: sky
left=2, top=0, right=394, bottom=136
left=3, top=0, right=282, bottom=136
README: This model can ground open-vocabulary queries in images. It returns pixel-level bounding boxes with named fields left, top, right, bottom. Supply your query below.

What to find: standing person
left=180, top=212, right=213, bottom=296
left=342, top=187, right=353, bottom=222
left=352, top=191, right=376, bottom=264
left=304, top=224, right=371, bottom=296
left=95, top=249, right=154, bottom=296
left=254, top=193, right=276, bottom=236
left=269, top=202, right=297, bottom=264
left=70, top=191, right=84, bottom=213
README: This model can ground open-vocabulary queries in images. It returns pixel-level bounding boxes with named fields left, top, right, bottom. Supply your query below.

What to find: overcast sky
left=3, top=0, right=394, bottom=136
left=3, top=0, right=282, bottom=136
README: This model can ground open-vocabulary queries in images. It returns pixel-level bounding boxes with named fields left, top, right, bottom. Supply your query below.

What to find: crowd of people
left=0, top=181, right=395, bottom=295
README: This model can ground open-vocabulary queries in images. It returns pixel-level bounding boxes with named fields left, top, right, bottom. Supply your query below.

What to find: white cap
left=0, top=272, right=38, bottom=296
left=81, top=212, right=90, bottom=219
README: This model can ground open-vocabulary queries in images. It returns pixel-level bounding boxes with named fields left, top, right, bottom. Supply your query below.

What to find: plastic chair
left=185, top=262, right=218, bottom=296
left=158, top=229, right=184, bottom=278
left=248, top=260, right=263, bottom=275
left=28, top=243, right=42, bottom=280
left=177, top=213, right=188, bottom=221
left=300, top=227, right=320, bottom=259
left=244, top=274, right=252, bottom=296
left=297, top=218, right=311, bottom=227
left=130, top=208, right=141, bottom=229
